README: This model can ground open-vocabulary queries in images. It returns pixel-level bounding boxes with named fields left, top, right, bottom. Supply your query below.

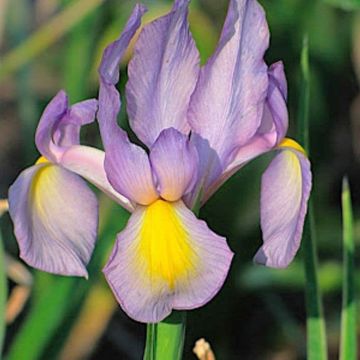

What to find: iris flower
left=8, top=0, right=311, bottom=323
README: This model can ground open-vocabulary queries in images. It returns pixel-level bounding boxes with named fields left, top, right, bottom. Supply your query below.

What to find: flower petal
left=53, top=99, right=98, bottom=148
left=254, top=149, right=312, bottom=268
left=103, top=199, right=233, bottom=323
left=98, top=82, right=158, bottom=205
left=188, top=0, right=269, bottom=165
left=35, top=90, right=68, bottom=162
left=98, top=4, right=147, bottom=84
left=193, top=61, right=289, bottom=206
left=126, top=0, right=199, bottom=147
left=35, top=90, right=97, bottom=163
left=98, top=5, right=157, bottom=205
left=149, top=128, right=198, bottom=202
left=60, top=145, right=134, bottom=212
left=8, top=163, right=98, bottom=277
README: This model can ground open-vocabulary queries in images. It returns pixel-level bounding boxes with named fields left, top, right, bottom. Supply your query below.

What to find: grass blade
left=0, top=228, right=7, bottom=355
left=297, top=36, right=328, bottom=360
left=339, top=177, right=356, bottom=360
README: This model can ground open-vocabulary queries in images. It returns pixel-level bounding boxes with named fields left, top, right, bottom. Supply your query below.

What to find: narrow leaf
left=297, top=36, right=328, bottom=360
left=340, top=177, right=357, bottom=360
left=0, top=228, right=7, bottom=355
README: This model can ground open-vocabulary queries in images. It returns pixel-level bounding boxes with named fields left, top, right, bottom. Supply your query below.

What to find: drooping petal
left=254, top=149, right=312, bottom=268
left=150, top=128, right=198, bottom=202
left=98, top=5, right=157, bottom=205
left=188, top=0, right=269, bottom=166
left=35, top=90, right=98, bottom=163
left=60, top=145, right=134, bottom=212
left=103, top=199, right=233, bottom=323
left=126, top=0, right=199, bottom=147
left=8, top=163, right=98, bottom=277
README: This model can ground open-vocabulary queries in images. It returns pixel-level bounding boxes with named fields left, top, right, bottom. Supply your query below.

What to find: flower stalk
left=144, top=311, right=186, bottom=360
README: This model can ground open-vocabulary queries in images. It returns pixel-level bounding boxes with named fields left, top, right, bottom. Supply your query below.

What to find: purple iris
left=8, top=0, right=311, bottom=323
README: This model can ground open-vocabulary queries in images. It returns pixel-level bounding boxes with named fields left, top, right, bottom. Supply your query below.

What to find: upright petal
left=126, top=0, right=199, bottom=147
left=194, top=61, right=289, bottom=205
left=8, top=163, right=98, bottom=277
left=188, top=0, right=269, bottom=165
left=35, top=90, right=97, bottom=163
left=254, top=149, right=312, bottom=268
left=53, top=99, right=98, bottom=148
left=98, top=83, right=158, bottom=205
left=35, top=90, right=68, bottom=162
left=99, top=4, right=147, bottom=84
left=103, top=199, right=233, bottom=323
left=98, top=5, right=157, bottom=205
left=150, top=128, right=198, bottom=202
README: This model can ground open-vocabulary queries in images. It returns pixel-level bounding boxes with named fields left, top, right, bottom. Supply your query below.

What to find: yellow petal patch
left=278, top=138, right=306, bottom=156
left=35, top=156, right=50, bottom=165
left=138, top=199, right=198, bottom=290
left=30, top=163, right=58, bottom=215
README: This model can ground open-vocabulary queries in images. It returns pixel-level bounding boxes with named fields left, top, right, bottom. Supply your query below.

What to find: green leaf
left=297, top=36, right=328, bottom=360
left=0, top=228, right=7, bottom=355
left=322, top=0, right=360, bottom=11
left=339, top=177, right=357, bottom=360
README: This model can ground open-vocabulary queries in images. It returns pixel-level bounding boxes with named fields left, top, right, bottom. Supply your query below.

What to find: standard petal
left=98, top=82, right=158, bottom=205
left=35, top=90, right=98, bottom=163
left=150, top=128, right=198, bottom=202
left=35, top=90, right=68, bottom=162
left=60, top=145, right=134, bottom=212
left=53, top=99, right=98, bottom=148
left=254, top=149, right=312, bottom=268
left=103, top=199, right=233, bottom=323
left=126, top=0, right=199, bottom=147
left=98, top=4, right=147, bottom=85
left=98, top=4, right=157, bottom=205
left=194, top=61, right=289, bottom=205
left=188, top=0, right=269, bottom=165
left=8, top=163, right=98, bottom=277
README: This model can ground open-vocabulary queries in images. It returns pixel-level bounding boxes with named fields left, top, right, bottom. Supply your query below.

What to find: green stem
left=143, top=311, right=186, bottom=360
left=339, top=177, right=356, bottom=360
left=297, top=36, right=328, bottom=360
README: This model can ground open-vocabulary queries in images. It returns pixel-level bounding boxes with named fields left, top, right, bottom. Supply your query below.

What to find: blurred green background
left=0, top=0, right=359, bottom=358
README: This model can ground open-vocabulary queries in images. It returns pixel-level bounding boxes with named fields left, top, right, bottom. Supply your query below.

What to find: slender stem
left=143, top=311, right=186, bottom=360
left=297, top=36, right=328, bottom=360
left=340, top=177, right=356, bottom=360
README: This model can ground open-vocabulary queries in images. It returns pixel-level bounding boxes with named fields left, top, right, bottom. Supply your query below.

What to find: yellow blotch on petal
left=30, top=162, right=57, bottom=215
left=278, top=138, right=306, bottom=156
left=139, top=200, right=198, bottom=290
left=35, top=156, right=50, bottom=165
